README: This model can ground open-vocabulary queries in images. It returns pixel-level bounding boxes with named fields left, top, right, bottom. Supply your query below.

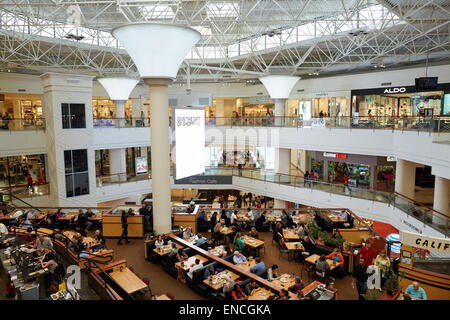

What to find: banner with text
left=399, top=230, right=450, bottom=253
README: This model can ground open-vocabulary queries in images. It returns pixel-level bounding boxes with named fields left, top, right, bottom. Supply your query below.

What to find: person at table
left=360, top=241, right=376, bottom=266
left=0, top=222, right=8, bottom=238
left=197, top=211, right=207, bottom=229
left=76, top=208, right=95, bottom=233
left=281, top=211, right=289, bottom=228
left=204, top=265, right=216, bottom=280
left=33, top=234, right=53, bottom=255
left=230, top=210, right=238, bottom=225
left=39, top=246, right=59, bottom=273
left=209, top=212, right=218, bottom=232
left=289, top=290, right=305, bottom=300
left=169, top=242, right=178, bottom=255
left=234, top=232, right=246, bottom=253
left=256, top=211, right=269, bottom=230
left=267, top=264, right=279, bottom=281
left=248, top=226, right=259, bottom=239
left=374, top=249, right=390, bottom=288
left=176, top=249, right=189, bottom=283
left=25, top=209, right=37, bottom=222
left=244, top=279, right=259, bottom=296
left=352, top=256, right=373, bottom=300
left=296, top=223, right=306, bottom=238
left=70, top=233, right=89, bottom=258
left=127, top=208, right=135, bottom=216
left=55, top=208, right=65, bottom=220
left=91, top=230, right=106, bottom=250
left=212, top=219, right=223, bottom=241
left=221, top=275, right=235, bottom=298
left=233, top=251, right=247, bottom=264
left=288, top=276, right=305, bottom=293
left=231, top=283, right=247, bottom=300
left=405, top=281, right=427, bottom=300
left=19, top=215, right=32, bottom=227
left=155, top=235, right=165, bottom=248
left=316, top=254, right=331, bottom=278
left=183, top=227, right=193, bottom=240
left=326, top=248, right=344, bottom=269
left=250, top=257, right=265, bottom=273
left=273, top=222, right=283, bottom=243
left=301, top=235, right=314, bottom=255
left=196, top=234, right=208, bottom=246
left=221, top=246, right=232, bottom=258
left=279, top=289, right=290, bottom=300
left=187, top=258, right=204, bottom=280
left=39, top=216, right=52, bottom=227
left=339, top=210, right=348, bottom=221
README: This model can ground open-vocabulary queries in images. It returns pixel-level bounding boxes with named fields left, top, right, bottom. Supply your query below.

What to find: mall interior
left=0, top=0, right=449, bottom=302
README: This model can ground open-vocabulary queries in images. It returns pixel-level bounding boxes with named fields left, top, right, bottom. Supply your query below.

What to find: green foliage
left=306, top=221, right=320, bottom=238
left=306, top=221, right=345, bottom=249
left=361, top=289, right=383, bottom=300
left=383, top=269, right=405, bottom=292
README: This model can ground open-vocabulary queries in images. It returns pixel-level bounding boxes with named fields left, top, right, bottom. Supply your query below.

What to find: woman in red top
left=231, top=284, right=247, bottom=300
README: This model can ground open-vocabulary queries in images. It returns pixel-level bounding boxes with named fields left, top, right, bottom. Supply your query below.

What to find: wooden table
left=156, top=294, right=171, bottom=300
left=283, top=229, right=300, bottom=241
left=284, top=242, right=305, bottom=251
left=0, top=210, right=17, bottom=220
left=31, top=211, right=48, bottom=221
left=302, top=280, right=337, bottom=299
left=203, top=270, right=240, bottom=291
left=321, top=212, right=346, bottom=223
left=235, top=258, right=257, bottom=272
left=305, top=254, right=339, bottom=271
left=209, top=245, right=225, bottom=257
left=58, top=212, right=79, bottom=221
left=236, top=214, right=250, bottom=222
left=247, top=287, right=275, bottom=300
left=110, top=267, right=147, bottom=294
left=63, top=231, right=101, bottom=249
left=292, top=213, right=314, bottom=224
left=265, top=214, right=281, bottom=223
left=271, top=273, right=296, bottom=289
left=220, top=227, right=234, bottom=236
left=153, top=243, right=183, bottom=256
left=175, top=254, right=210, bottom=272
left=241, top=235, right=265, bottom=249
left=88, top=214, right=102, bottom=221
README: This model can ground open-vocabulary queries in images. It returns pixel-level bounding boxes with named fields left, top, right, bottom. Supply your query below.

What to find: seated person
left=91, top=230, right=106, bottom=250
left=267, top=264, right=279, bottom=280
left=232, top=251, right=247, bottom=264
left=34, top=235, right=54, bottom=256
left=220, top=246, right=232, bottom=258
left=187, top=258, right=204, bottom=280
left=234, top=232, right=246, bottom=252
left=154, top=235, right=165, bottom=248
left=231, top=283, right=247, bottom=300
left=316, top=254, right=331, bottom=278
left=221, top=275, right=235, bottom=297
left=55, top=208, right=65, bottom=221
left=244, top=279, right=259, bottom=296
left=405, top=281, right=427, bottom=300
left=279, top=289, right=290, bottom=300
left=196, top=234, right=207, bottom=246
left=0, top=222, right=8, bottom=238
left=248, top=227, right=259, bottom=239
left=296, top=223, right=306, bottom=238
left=289, top=291, right=305, bottom=300
left=288, top=276, right=305, bottom=293
left=339, top=210, right=348, bottom=221
left=301, top=235, right=314, bottom=255
left=39, top=216, right=52, bottom=227
left=183, top=227, right=193, bottom=240
left=39, top=247, right=59, bottom=273
left=71, top=233, right=91, bottom=258
left=204, top=265, right=216, bottom=279
left=249, top=257, right=265, bottom=273
left=326, top=248, right=344, bottom=268
left=169, top=243, right=178, bottom=255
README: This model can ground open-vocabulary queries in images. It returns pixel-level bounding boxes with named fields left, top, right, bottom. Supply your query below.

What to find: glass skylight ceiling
left=0, top=4, right=404, bottom=61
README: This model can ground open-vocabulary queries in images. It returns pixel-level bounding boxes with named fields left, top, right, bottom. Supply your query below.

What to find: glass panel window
left=61, top=103, right=86, bottom=129
left=64, top=149, right=89, bottom=198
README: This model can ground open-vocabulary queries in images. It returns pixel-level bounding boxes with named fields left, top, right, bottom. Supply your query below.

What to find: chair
left=278, top=238, right=291, bottom=261
left=166, top=293, right=175, bottom=300
left=272, top=230, right=279, bottom=247
left=301, top=262, right=314, bottom=282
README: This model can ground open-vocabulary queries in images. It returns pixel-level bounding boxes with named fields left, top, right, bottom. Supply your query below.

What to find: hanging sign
left=400, top=230, right=450, bottom=253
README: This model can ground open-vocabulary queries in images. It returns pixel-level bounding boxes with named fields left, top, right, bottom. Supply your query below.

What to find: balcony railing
left=0, top=118, right=45, bottom=131
left=96, top=167, right=449, bottom=236
left=91, top=115, right=450, bottom=133
left=0, top=183, right=50, bottom=202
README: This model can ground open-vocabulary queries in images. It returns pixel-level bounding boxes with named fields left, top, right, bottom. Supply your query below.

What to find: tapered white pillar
left=115, top=100, right=126, bottom=127
left=394, top=159, right=417, bottom=200
left=273, top=98, right=286, bottom=126
left=112, top=23, right=201, bottom=235
left=433, top=176, right=449, bottom=219
left=275, top=148, right=291, bottom=175
left=145, top=78, right=172, bottom=234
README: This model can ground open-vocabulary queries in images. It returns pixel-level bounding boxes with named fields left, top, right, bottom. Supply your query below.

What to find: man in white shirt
left=232, top=251, right=247, bottom=264
left=187, top=258, right=203, bottom=280
left=0, top=223, right=8, bottom=237
left=230, top=211, right=238, bottom=225
left=11, top=210, right=23, bottom=220
left=267, top=264, right=279, bottom=281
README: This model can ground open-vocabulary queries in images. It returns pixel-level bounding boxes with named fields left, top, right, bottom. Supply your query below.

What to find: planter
left=386, top=289, right=395, bottom=296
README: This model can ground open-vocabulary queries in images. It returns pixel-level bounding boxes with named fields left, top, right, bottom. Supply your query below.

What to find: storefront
left=350, top=83, right=450, bottom=117
left=92, top=97, right=133, bottom=119
left=0, top=93, right=43, bottom=127
left=312, top=151, right=396, bottom=190
left=242, top=96, right=274, bottom=118
left=287, top=96, right=350, bottom=118
left=0, top=154, right=47, bottom=189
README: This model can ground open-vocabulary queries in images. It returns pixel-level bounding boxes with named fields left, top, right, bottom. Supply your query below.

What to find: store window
left=64, top=149, right=89, bottom=197
left=62, top=103, right=86, bottom=129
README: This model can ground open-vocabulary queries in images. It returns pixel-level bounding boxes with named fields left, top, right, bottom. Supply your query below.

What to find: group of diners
left=0, top=207, right=102, bottom=236
left=146, top=226, right=319, bottom=301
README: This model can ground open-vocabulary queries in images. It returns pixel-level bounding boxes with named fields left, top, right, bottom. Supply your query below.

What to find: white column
left=275, top=148, right=291, bottom=175
left=145, top=79, right=172, bottom=234
left=109, top=148, right=127, bottom=182
left=433, top=176, right=449, bottom=218
left=115, top=100, right=125, bottom=127
left=273, top=98, right=285, bottom=126
left=394, top=159, right=416, bottom=200
left=274, top=199, right=286, bottom=209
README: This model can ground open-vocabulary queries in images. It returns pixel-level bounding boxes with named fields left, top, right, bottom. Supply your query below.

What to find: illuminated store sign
left=323, top=152, right=347, bottom=159
left=383, top=87, right=406, bottom=94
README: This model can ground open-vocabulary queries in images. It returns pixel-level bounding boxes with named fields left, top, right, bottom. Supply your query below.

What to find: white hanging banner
left=399, top=230, right=450, bottom=253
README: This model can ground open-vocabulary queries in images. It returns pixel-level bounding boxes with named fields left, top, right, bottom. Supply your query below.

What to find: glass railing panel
left=0, top=118, right=45, bottom=131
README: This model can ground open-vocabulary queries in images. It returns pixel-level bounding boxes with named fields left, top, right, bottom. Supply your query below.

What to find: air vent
left=222, top=75, right=232, bottom=78
left=257, top=92, right=263, bottom=95
left=168, top=98, right=178, bottom=107
left=198, top=97, right=210, bottom=105
left=381, top=82, right=392, bottom=86
left=297, top=89, right=304, bottom=92
left=18, top=89, right=26, bottom=92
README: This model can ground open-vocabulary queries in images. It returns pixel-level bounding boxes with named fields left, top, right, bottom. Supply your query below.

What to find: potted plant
left=362, top=288, right=383, bottom=300
left=384, top=270, right=404, bottom=296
